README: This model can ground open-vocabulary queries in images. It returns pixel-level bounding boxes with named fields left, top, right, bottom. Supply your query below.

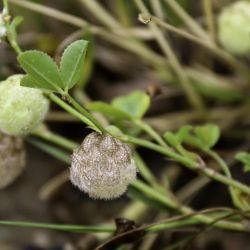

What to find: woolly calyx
left=0, top=132, right=26, bottom=188
left=0, top=75, right=49, bottom=135
left=218, top=1, right=250, bottom=56
left=70, top=132, right=137, bottom=200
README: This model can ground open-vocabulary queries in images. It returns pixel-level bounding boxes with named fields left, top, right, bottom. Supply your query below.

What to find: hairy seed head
left=0, top=75, right=50, bottom=135
left=0, top=133, right=26, bottom=188
left=70, top=132, right=137, bottom=200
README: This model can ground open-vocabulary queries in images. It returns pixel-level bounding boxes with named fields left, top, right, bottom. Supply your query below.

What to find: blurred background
left=1, top=0, right=250, bottom=249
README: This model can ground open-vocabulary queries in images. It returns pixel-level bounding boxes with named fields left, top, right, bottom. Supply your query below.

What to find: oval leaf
left=60, top=40, right=88, bottom=91
left=21, top=75, right=53, bottom=92
left=18, top=50, right=64, bottom=92
left=112, top=91, right=150, bottom=119
left=163, top=132, right=179, bottom=147
left=194, top=124, right=220, bottom=149
left=176, top=125, right=193, bottom=143
left=78, top=33, right=95, bottom=89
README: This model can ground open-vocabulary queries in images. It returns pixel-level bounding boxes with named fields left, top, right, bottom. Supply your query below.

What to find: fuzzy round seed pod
left=0, top=75, right=49, bottom=135
left=70, top=132, right=137, bottom=200
left=218, top=1, right=250, bottom=56
left=0, top=132, right=26, bottom=188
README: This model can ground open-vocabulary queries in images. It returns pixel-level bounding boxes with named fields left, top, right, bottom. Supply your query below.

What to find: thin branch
left=135, top=0, right=206, bottom=114
left=150, top=0, right=165, bottom=20
left=202, top=0, right=215, bottom=40
left=78, top=0, right=121, bottom=30
left=8, top=0, right=153, bottom=40
left=150, top=15, right=250, bottom=80
left=163, top=0, right=211, bottom=41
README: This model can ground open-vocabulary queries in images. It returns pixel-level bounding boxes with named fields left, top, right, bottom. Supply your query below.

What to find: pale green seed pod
left=70, top=132, right=137, bottom=200
left=0, top=132, right=26, bottom=188
left=0, top=75, right=49, bottom=135
left=218, top=1, right=250, bottom=56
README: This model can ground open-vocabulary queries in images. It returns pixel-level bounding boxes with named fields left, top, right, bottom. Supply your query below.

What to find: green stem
left=3, top=0, right=9, bottom=14
left=3, top=0, right=22, bottom=55
left=48, top=93, right=98, bottom=131
left=32, top=127, right=77, bottom=151
left=135, top=0, right=206, bottom=115
left=8, top=0, right=151, bottom=40
left=123, top=134, right=197, bottom=167
left=132, top=180, right=179, bottom=210
left=121, top=134, right=250, bottom=196
left=133, top=180, right=248, bottom=232
left=79, top=0, right=120, bottom=30
left=77, top=0, right=169, bottom=71
left=151, top=15, right=250, bottom=79
left=27, top=138, right=72, bottom=164
left=66, top=94, right=106, bottom=133
left=150, top=0, right=164, bottom=20
left=151, top=15, right=211, bottom=46
left=115, top=0, right=132, bottom=27
left=9, top=0, right=88, bottom=27
left=134, top=152, right=167, bottom=194
left=146, top=218, right=199, bottom=232
left=134, top=119, right=169, bottom=148
left=0, top=220, right=114, bottom=233
left=202, top=0, right=215, bottom=40
left=205, top=149, right=243, bottom=210
left=163, top=0, right=210, bottom=41
left=195, top=162, right=250, bottom=196
left=9, top=39, right=22, bottom=55
left=9, top=0, right=164, bottom=66
left=206, top=150, right=232, bottom=179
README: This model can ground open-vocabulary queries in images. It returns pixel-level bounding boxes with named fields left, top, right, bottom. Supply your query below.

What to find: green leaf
left=163, top=0, right=189, bottom=26
left=163, top=125, right=193, bottom=146
left=87, top=101, right=132, bottom=120
left=78, top=32, right=95, bottom=89
left=163, top=129, right=199, bottom=161
left=9, top=16, right=23, bottom=40
left=236, top=152, right=250, bottom=173
left=193, top=124, right=220, bottom=149
left=10, top=16, right=23, bottom=28
left=105, top=125, right=124, bottom=138
left=18, top=51, right=64, bottom=92
left=112, top=91, right=150, bottom=119
left=60, top=40, right=88, bottom=91
left=21, top=75, right=53, bottom=92
left=176, top=125, right=193, bottom=143
left=163, top=132, right=179, bottom=147
left=28, top=137, right=71, bottom=164
left=182, top=134, right=203, bottom=149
